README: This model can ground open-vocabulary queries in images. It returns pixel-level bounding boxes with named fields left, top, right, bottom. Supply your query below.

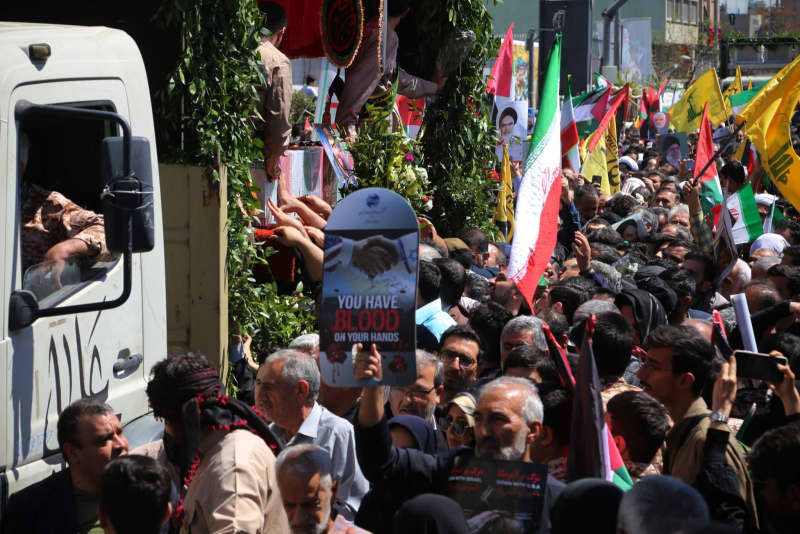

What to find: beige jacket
left=664, top=397, right=758, bottom=526
left=181, top=429, right=289, bottom=534
left=257, top=40, right=292, bottom=162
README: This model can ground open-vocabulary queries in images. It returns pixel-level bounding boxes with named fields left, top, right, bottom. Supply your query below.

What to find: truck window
left=18, top=102, right=121, bottom=307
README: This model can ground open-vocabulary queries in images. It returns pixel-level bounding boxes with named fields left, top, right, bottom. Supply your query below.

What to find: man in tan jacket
left=637, top=325, right=758, bottom=527
left=145, top=351, right=288, bottom=533
left=256, top=2, right=292, bottom=181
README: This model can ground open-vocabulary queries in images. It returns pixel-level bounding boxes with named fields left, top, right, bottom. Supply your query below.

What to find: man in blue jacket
left=353, top=344, right=564, bottom=533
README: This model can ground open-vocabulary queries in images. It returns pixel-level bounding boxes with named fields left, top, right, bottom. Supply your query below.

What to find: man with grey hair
left=289, top=333, right=320, bottom=355
left=719, top=258, right=751, bottom=301
left=389, top=350, right=444, bottom=426
left=354, top=347, right=564, bottom=531
left=256, top=349, right=369, bottom=519
left=667, top=203, right=690, bottom=229
left=616, top=475, right=709, bottom=534
left=500, top=315, right=547, bottom=368
left=751, top=254, right=781, bottom=280
left=276, top=444, right=369, bottom=534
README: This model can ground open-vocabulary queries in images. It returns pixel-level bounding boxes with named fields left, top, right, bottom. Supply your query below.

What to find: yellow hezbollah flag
left=738, top=54, right=800, bottom=210
left=670, top=69, right=727, bottom=133
left=493, top=144, right=515, bottom=242
left=723, top=65, right=743, bottom=97
left=605, top=116, right=620, bottom=194
left=581, top=130, right=609, bottom=193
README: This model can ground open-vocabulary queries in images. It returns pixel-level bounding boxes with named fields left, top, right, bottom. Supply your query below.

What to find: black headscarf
left=388, top=415, right=440, bottom=454
left=550, top=478, right=623, bottom=534
left=615, top=288, right=668, bottom=343
left=394, top=494, right=470, bottom=534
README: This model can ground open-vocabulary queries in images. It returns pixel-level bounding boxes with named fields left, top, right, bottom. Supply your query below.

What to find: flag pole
left=691, top=120, right=746, bottom=187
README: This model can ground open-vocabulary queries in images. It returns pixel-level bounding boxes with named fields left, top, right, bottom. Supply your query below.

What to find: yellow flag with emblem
left=737, top=54, right=800, bottom=210
left=723, top=65, right=743, bottom=97
left=605, top=116, right=620, bottom=194
left=581, top=130, right=609, bottom=193
left=670, top=69, right=728, bottom=133
left=493, top=144, right=515, bottom=242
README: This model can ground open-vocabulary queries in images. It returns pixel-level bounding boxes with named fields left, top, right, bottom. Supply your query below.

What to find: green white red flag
left=561, top=79, right=581, bottom=172
left=695, top=102, right=723, bottom=214
left=712, top=184, right=764, bottom=244
left=508, top=34, right=563, bottom=311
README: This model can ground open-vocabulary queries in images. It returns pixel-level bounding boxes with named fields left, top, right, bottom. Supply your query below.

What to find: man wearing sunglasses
left=354, top=348, right=564, bottom=532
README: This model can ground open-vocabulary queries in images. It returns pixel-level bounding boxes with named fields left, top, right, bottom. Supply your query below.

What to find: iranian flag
left=695, top=102, right=723, bottom=214
left=508, top=34, right=562, bottom=311
left=712, top=184, right=764, bottom=244
left=561, top=79, right=581, bottom=172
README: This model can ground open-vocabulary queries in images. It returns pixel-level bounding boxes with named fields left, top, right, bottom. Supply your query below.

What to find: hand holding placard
left=354, top=343, right=382, bottom=382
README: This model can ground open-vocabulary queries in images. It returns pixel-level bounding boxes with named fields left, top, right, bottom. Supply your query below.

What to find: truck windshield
left=18, top=102, right=121, bottom=306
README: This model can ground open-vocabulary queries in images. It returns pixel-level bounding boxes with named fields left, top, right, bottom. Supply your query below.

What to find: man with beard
left=3, top=399, right=129, bottom=534
left=276, top=444, right=369, bottom=534
left=436, top=325, right=482, bottom=405
left=145, top=352, right=288, bottom=533
left=353, top=344, right=564, bottom=532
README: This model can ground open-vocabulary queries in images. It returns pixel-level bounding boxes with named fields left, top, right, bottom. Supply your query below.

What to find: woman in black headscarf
left=615, top=288, right=668, bottom=347
left=394, top=494, right=469, bottom=534
left=388, top=414, right=441, bottom=453
left=356, top=415, right=441, bottom=533
left=550, top=478, right=624, bottom=534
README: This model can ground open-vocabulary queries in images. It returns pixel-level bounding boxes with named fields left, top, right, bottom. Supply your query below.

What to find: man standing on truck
left=257, top=1, right=292, bottom=182
left=2, top=398, right=130, bottom=534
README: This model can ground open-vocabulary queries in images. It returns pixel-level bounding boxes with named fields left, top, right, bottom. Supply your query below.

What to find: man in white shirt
left=256, top=349, right=370, bottom=520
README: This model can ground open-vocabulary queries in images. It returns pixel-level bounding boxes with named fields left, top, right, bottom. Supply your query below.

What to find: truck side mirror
left=101, top=136, right=155, bottom=253
left=9, top=290, right=39, bottom=331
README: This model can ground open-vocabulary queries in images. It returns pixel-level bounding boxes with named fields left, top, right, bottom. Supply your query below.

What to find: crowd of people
left=5, top=0, right=800, bottom=531
left=6, top=110, right=800, bottom=534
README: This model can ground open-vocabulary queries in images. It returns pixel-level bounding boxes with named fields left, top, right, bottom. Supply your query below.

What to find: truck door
left=4, top=79, right=147, bottom=487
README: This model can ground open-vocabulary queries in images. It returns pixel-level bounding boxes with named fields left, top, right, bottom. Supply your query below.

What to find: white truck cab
left=0, top=23, right=166, bottom=505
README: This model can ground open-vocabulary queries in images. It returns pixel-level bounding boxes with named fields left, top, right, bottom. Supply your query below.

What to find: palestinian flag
left=541, top=322, right=576, bottom=390
left=508, top=34, right=563, bottom=311
left=695, top=102, right=723, bottom=214
left=566, top=316, right=634, bottom=491
left=712, top=184, right=763, bottom=244
left=728, top=85, right=763, bottom=117
left=572, top=86, right=611, bottom=138
left=594, top=72, right=613, bottom=89
left=561, top=79, right=581, bottom=172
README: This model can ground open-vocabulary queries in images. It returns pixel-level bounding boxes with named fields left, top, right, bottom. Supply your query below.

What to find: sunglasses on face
left=440, top=415, right=471, bottom=435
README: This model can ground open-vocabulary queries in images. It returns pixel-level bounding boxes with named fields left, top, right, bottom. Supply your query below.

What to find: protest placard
left=319, top=188, right=418, bottom=387
left=447, top=457, right=548, bottom=534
